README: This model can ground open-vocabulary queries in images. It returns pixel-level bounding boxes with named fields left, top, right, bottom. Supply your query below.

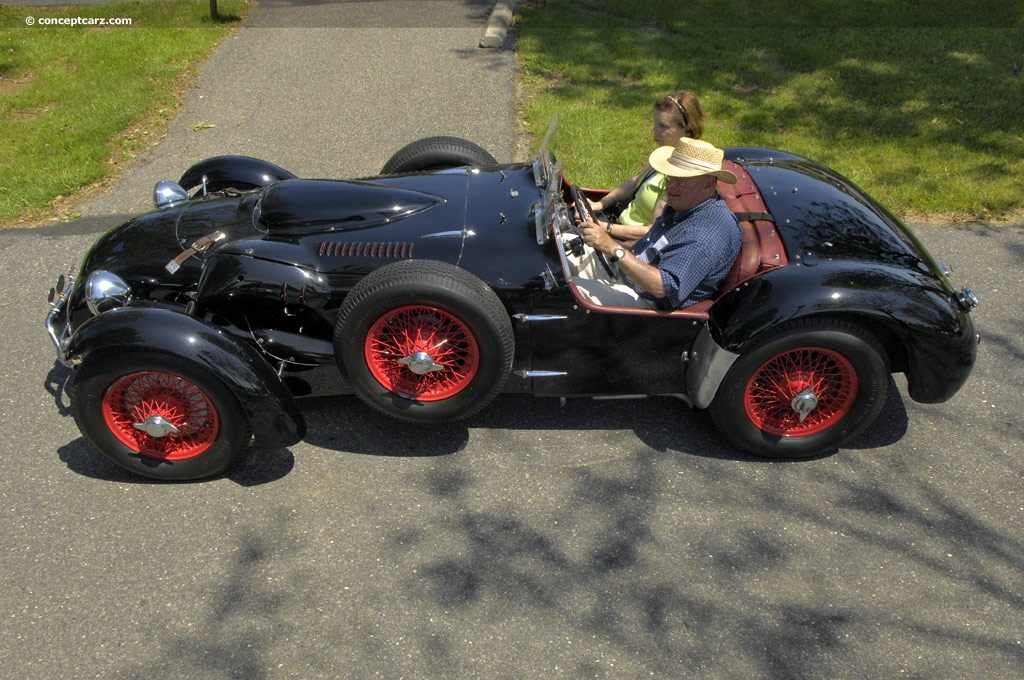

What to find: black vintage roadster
left=47, top=117, right=979, bottom=480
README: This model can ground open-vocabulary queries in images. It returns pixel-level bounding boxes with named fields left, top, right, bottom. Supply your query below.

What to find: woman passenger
left=590, top=90, right=705, bottom=243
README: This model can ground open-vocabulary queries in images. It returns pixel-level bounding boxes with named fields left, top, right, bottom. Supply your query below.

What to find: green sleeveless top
left=617, top=170, right=665, bottom=226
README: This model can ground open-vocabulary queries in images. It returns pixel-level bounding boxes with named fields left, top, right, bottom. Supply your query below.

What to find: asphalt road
left=2, top=1, right=1023, bottom=678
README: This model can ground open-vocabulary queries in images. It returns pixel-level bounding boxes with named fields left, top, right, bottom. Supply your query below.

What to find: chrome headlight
left=154, top=180, right=189, bottom=208
left=938, top=262, right=980, bottom=312
left=955, top=286, right=980, bottom=311
left=84, top=270, right=130, bottom=315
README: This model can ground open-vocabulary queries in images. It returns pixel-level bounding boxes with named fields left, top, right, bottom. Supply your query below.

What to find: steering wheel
left=568, top=185, right=616, bottom=277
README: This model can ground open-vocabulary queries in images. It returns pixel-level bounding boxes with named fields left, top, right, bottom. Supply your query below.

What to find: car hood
left=255, top=178, right=447, bottom=234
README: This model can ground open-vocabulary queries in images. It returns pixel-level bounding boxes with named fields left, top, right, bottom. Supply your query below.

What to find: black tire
left=380, top=136, right=497, bottom=174
left=709, top=318, right=889, bottom=458
left=71, top=352, right=251, bottom=480
left=334, top=260, right=514, bottom=422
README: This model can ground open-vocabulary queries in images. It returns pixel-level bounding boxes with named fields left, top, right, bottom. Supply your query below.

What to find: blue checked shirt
left=628, top=195, right=742, bottom=309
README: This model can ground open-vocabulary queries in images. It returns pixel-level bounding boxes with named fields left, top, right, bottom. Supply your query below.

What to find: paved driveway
left=5, top=215, right=1021, bottom=678
left=2, top=1, right=1022, bottom=677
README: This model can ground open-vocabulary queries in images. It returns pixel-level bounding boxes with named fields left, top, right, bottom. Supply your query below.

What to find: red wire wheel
left=711, top=320, right=888, bottom=458
left=364, top=305, right=480, bottom=401
left=335, top=260, right=514, bottom=422
left=743, top=346, right=858, bottom=437
left=101, top=371, right=219, bottom=460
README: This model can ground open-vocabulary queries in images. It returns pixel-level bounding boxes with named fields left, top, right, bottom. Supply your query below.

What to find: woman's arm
left=591, top=166, right=649, bottom=211
left=594, top=170, right=666, bottom=243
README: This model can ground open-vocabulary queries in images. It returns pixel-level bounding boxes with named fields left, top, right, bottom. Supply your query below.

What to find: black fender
left=178, top=155, right=297, bottom=193
left=65, top=307, right=306, bottom=447
left=709, top=262, right=977, bottom=403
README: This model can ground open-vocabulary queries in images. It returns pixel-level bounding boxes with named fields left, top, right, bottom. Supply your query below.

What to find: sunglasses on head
left=667, top=95, right=690, bottom=129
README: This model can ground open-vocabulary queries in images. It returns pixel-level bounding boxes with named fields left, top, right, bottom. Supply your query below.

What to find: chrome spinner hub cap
left=397, top=351, right=444, bottom=376
left=132, top=415, right=181, bottom=438
left=790, top=387, right=819, bottom=423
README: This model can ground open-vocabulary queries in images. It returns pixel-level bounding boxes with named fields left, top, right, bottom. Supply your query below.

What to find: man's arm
left=579, top=219, right=666, bottom=297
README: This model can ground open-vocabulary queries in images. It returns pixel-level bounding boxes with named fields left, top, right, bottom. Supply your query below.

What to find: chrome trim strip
left=514, top=370, right=567, bottom=378
left=423, top=229, right=476, bottom=239
left=512, top=313, right=568, bottom=322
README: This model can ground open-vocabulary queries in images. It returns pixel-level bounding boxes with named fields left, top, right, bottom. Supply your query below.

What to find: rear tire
left=380, top=136, right=497, bottom=174
left=72, top=352, right=250, bottom=480
left=710, top=318, right=888, bottom=458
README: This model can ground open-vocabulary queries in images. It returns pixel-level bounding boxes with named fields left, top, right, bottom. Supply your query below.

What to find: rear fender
left=66, top=307, right=306, bottom=447
left=711, top=265, right=976, bottom=404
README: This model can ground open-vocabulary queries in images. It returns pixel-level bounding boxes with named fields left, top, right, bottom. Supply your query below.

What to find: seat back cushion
left=715, top=160, right=788, bottom=296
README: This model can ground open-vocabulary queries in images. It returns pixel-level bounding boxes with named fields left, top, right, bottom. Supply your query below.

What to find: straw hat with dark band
left=649, top=137, right=737, bottom=184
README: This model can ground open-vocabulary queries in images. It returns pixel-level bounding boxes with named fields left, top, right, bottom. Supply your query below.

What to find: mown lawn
left=516, top=0, right=1024, bottom=221
left=0, top=1, right=250, bottom=225
left=1, top=0, right=1021, bottom=224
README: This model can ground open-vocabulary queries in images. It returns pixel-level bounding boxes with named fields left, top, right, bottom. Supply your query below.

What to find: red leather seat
left=714, top=160, right=787, bottom=298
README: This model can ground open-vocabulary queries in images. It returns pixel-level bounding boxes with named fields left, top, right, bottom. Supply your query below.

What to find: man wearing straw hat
left=577, top=136, right=743, bottom=310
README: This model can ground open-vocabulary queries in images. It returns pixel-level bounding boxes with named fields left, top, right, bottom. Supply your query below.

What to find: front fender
left=178, top=155, right=297, bottom=192
left=66, top=307, right=306, bottom=447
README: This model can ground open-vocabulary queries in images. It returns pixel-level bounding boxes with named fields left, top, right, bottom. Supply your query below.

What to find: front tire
left=334, top=260, right=514, bottom=422
left=380, top=136, right=497, bottom=174
left=71, top=352, right=251, bottom=480
left=710, top=319, right=888, bottom=458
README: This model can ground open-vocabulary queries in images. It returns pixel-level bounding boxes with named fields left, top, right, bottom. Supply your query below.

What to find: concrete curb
left=480, top=0, right=516, bottom=48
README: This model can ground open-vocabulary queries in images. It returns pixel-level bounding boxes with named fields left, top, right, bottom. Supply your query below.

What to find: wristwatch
left=609, top=246, right=626, bottom=263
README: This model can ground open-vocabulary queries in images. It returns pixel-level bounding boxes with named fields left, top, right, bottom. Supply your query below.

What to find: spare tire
left=380, top=136, right=497, bottom=174
left=334, top=260, right=514, bottom=422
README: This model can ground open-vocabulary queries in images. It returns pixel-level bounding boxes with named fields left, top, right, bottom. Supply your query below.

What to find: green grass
left=1, top=0, right=1020, bottom=224
left=0, top=1, right=250, bottom=225
left=516, top=0, right=1024, bottom=221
